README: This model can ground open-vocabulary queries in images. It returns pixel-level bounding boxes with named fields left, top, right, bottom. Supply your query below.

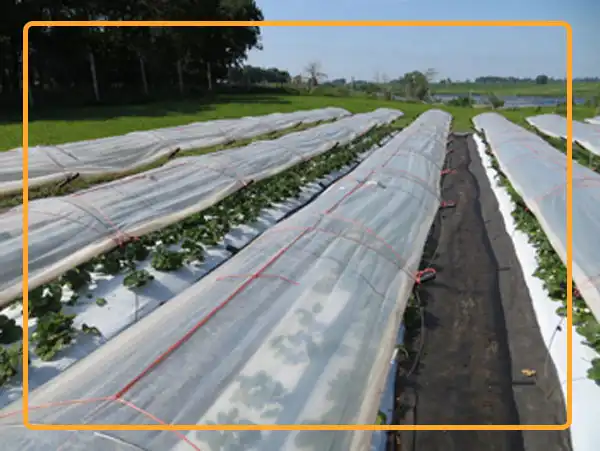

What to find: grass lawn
left=0, top=93, right=596, bottom=152
left=0, top=95, right=419, bottom=151
left=430, top=81, right=600, bottom=99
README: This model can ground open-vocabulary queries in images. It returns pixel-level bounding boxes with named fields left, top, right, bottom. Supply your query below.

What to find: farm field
left=3, top=2, right=600, bottom=448
left=431, top=81, right=600, bottom=98
left=0, top=99, right=599, bottom=451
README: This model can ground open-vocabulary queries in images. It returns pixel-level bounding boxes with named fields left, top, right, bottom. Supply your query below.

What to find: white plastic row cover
left=473, top=112, right=600, bottom=321
left=0, top=109, right=452, bottom=451
left=527, top=114, right=600, bottom=156
left=0, top=107, right=351, bottom=195
left=585, top=116, right=600, bottom=125
left=0, top=108, right=403, bottom=306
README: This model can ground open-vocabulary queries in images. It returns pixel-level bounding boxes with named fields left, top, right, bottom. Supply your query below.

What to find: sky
left=245, top=0, right=600, bottom=82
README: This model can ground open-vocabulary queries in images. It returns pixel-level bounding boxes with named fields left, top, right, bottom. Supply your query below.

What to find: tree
left=292, top=74, right=304, bottom=85
left=380, top=73, right=392, bottom=100
left=401, top=70, right=430, bottom=101
left=227, top=65, right=290, bottom=86
left=305, top=61, right=326, bottom=87
left=487, top=92, right=505, bottom=109
left=329, top=78, right=346, bottom=86
left=535, top=74, right=549, bottom=85
left=0, top=0, right=264, bottom=108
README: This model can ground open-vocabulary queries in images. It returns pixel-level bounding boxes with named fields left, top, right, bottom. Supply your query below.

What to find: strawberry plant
left=81, top=323, right=101, bottom=336
left=0, top=314, right=22, bottom=344
left=202, top=226, right=223, bottom=246
left=28, top=283, right=63, bottom=318
left=182, top=226, right=204, bottom=242
left=123, top=269, right=154, bottom=289
left=159, top=231, right=180, bottom=246
left=151, top=246, right=185, bottom=271
left=239, top=202, right=261, bottom=222
left=95, top=297, right=107, bottom=307
left=589, top=359, right=600, bottom=382
left=32, top=311, right=76, bottom=361
left=181, top=240, right=205, bottom=263
left=60, top=267, right=91, bottom=292
left=0, top=343, right=24, bottom=385
left=95, top=251, right=123, bottom=275
left=123, top=240, right=150, bottom=261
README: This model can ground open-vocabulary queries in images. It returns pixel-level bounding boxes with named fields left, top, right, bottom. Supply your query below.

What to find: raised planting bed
left=526, top=124, right=600, bottom=174
left=0, top=118, right=342, bottom=213
left=0, top=107, right=351, bottom=196
left=473, top=113, right=600, bottom=382
left=526, top=114, right=600, bottom=157
left=473, top=114, right=600, bottom=451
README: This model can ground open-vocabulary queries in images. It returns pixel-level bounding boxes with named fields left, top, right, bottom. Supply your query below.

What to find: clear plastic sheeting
left=585, top=116, right=600, bottom=125
left=0, top=107, right=351, bottom=195
left=0, top=110, right=452, bottom=451
left=526, top=114, right=600, bottom=156
left=0, top=108, right=403, bottom=306
left=371, top=324, right=405, bottom=451
left=473, top=112, right=600, bottom=321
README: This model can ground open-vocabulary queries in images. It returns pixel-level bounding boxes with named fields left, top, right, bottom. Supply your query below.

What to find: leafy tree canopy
left=0, top=0, right=263, bottom=107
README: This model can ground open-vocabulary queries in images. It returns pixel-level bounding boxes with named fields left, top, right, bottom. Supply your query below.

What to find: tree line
left=0, top=0, right=263, bottom=109
left=466, top=75, right=599, bottom=84
left=228, top=65, right=291, bottom=86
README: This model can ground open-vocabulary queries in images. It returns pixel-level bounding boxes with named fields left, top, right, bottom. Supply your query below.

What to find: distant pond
left=431, top=93, right=586, bottom=108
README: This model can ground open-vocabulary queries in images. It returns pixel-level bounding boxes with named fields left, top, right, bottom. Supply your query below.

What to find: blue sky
left=246, top=0, right=599, bottom=81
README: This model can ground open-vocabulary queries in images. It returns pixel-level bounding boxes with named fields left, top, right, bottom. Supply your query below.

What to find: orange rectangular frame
left=21, top=19, right=573, bottom=432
